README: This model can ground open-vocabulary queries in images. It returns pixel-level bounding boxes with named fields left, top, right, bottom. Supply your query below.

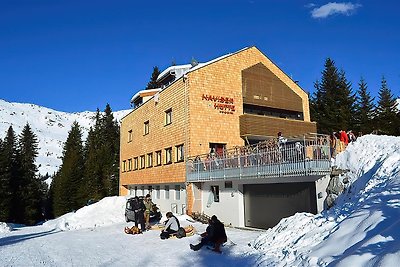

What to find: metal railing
left=186, top=134, right=331, bottom=182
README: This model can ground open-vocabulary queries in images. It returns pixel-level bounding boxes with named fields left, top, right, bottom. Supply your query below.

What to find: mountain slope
left=0, top=99, right=130, bottom=183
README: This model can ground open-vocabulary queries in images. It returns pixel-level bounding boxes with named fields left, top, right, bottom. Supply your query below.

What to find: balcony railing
left=186, top=134, right=331, bottom=182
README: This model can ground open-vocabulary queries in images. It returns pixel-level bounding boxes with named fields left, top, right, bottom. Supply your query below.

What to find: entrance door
left=209, top=143, right=226, bottom=156
left=244, top=183, right=316, bottom=229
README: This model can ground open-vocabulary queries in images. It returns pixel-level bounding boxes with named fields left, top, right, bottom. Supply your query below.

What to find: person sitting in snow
left=190, top=215, right=227, bottom=253
left=160, top=212, right=179, bottom=239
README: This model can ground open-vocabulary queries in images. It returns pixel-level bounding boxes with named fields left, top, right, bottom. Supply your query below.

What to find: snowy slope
left=250, top=134, right=400, bottom=266
left=0, top=99, right=130, bottom=183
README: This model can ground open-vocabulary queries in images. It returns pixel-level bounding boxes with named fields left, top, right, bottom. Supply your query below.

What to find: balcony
left=186, top=134, right=331, bottom=182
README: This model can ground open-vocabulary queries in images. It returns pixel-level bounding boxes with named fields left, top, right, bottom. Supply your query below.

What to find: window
left=134, top=157, right=138, bottom=170
left=141, top=186, right=145, bottom=196
left=176, top=144, right=184, bottom=162
left=165, top=108, right=172, bottom=125
left=156, top=185, right=160, bottom=199
left=156, top=150, right=162, bottom=166
left=144, top=120, right=149, bottom=135
left=211, top=185, right=220, bottom=202
left=128, top=130, right=132, bottom=142
left=140, top=155, right=145, bottom=169
left=225, top=181, right=233, bottom=189
left=175, top=185, right=180, bottom=200
left=165, top=185, right=170, bottom=199
left=165, top=147, right=172, bottom=164
left=128, top=158, right=132, bottom=171
left=147, top=153, right=153, bottom=167
left=122, top=160, right=126, bottom=172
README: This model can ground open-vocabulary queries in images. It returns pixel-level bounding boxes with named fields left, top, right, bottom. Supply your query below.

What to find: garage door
left=244, top=183, right=316, bottom=229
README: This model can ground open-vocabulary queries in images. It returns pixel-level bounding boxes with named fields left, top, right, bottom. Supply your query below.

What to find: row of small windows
left=128, top=108, right=172, bottom=142
left=122, top=144, right=184, bottom=172
left=130, top=184, right=181, bottom=200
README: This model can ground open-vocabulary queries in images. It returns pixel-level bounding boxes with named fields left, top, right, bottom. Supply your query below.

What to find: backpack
left=176, top=227, right=186, bottom=238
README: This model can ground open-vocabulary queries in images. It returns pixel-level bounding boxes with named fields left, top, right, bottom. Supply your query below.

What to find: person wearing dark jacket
left=190, top=215, right=227, bottom=253
left=132, top=196, right=146, bottom=232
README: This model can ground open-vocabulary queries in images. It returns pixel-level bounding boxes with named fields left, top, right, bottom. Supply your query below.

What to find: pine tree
left=354, top=78, right=375, bottom=134
left=375, top=76, right=398, bottom=135
left=18, top=123, right=45, bottom=225
left=310, top=58, right=340, bottom=133
left=145, top=66, right=161, bottom=89
left=1, top=126, right=23, bottom=223
left=336, top=69, right=356, bottom=131
left=99, top=104, right=120, bottom=196
left=0, top=136, right=12, bottom=222
left=52, top=121, right=85, bottom=217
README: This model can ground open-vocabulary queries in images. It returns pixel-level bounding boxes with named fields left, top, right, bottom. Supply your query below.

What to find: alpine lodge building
left=119, top=47, right=332, bottom=229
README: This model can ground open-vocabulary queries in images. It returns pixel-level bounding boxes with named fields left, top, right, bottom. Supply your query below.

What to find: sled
left=124, top=226, right=142, bottom=235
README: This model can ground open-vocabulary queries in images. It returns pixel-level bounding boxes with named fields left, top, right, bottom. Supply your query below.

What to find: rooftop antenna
left=191, top=57, right=199, bottom=67
left=171, top=58, right=176, bottom=66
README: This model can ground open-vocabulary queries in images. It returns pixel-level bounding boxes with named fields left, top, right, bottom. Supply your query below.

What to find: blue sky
left=1, top=0, right=399, bottom=112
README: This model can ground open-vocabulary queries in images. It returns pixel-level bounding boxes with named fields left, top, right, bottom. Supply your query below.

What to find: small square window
left=156, top=150, right=162, bottom=166
left=165, top=108, right=172, bottom=125
left=225, top=181, right=233, bottom=189
left=128, top=130, right=133, bottom=142
left=122, top=160, right=126, bottom=172
left=147, top=153, right=153, bottom=168
left=128, top=158, right=132, bottom=171
left=165, top=147, right=172, bottom=164
left=144, top=121, right=149, bottom=135
left=176, top=144, right=184, bottom=162
left=175, top=185, right=180, bottom=200
left=140, top=155, right=145, bottom=169
left=165, top=185, right=170, bottom=199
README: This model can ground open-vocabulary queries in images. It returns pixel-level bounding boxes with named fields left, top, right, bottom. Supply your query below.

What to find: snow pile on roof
left=250, top=134, right=400, bottom=266
left=43, top=196, right=127, bottom=231
left=0, top=222, right=12, bottom=233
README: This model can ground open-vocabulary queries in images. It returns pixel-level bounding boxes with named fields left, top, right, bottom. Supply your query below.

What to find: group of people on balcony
left=330, top=130, right=358, bottom=158
left=191, top=132, right=333, bottom=173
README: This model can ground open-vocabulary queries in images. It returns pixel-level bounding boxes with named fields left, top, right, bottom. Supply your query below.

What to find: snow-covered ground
left=1, top=135, right=400, bottom=266
left=0, top=99, right=130, bottom=184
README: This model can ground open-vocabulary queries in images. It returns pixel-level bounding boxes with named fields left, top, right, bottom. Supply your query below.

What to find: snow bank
left=0, top=222, right=12, bottom=233
left=250, top=135, right=400, bottom=266
left=44, top=196, right=127, bottom=231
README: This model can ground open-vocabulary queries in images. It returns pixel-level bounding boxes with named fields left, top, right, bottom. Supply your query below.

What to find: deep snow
left=1, top=135, right=400, bottom=266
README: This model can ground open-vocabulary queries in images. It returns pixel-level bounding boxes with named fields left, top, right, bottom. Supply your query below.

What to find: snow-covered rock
left=0, top=222, right=12, bottom=233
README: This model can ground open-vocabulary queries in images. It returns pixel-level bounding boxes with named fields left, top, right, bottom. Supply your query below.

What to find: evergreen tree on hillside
left=310, top=58, right=340, bottom=133
left=2, top=127, right=23, bottom=223
left=375, top=77, right=398, bottom=135
left=145, top=66, right=161, bottom=89
left=0, top=137, right=13, bottom=222
left=18, top=123, right=46, bottom=225
left=52, top=122, right=85, bottom=217
left=354, top=78, right=375, bottom=134
left=99, top=104, right=120, bottom=196
left=336, top=70, right=356, bottom=130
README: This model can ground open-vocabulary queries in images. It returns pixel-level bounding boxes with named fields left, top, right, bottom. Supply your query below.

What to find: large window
left=128, top=130, right=132, bottom=142
left=134, top=157, right=138, bottom=170
left=165, top=147, right=172, bottom=164
left=156, top=150, right=162, bottom=166
left=165, top=108, right=172, bottom=125
left=156, top=185, right=160, bottom=199
left=140, top=155, right=145, bottom=169
left=176, top=144, right=184, bottom=162
left=144, top=120, right=149, bottom=135
left=147, top=153, right=153, bottom=168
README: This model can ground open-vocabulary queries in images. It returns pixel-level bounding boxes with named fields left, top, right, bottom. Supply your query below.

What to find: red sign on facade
left=202, top=94, right=235, bottom=114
